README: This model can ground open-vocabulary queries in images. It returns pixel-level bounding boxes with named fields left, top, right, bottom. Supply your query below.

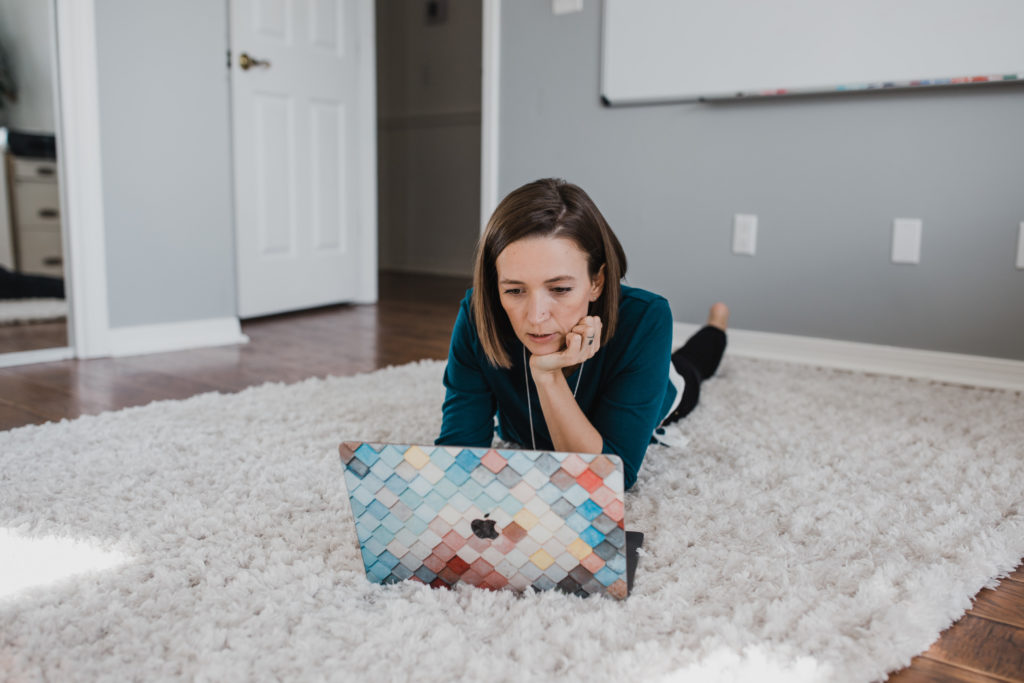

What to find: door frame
left=53, top=0, right=110, bottom=359
left=480, top=0, right=501, bottom=232
left=55, top=0, right=499, bottom=359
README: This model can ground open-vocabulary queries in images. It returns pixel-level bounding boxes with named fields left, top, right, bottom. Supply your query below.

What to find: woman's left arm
left=530, top=299, right=673, bottom=488
left=584, top=299, right=674, bottom=488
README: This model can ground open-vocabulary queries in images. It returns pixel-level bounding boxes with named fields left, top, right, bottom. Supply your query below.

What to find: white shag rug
left=0, top=298, right=67, bottom=325
left=1, top=356, right=1022, bottom=682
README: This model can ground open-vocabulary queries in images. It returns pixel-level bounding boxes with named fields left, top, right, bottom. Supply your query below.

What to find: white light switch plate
left=1017, top=222, right=1024, bottom=269
left=732, top=214, right=758, bottom=256
left=892, top=218, right=922, bottom=264
left=552, top=0, right=583, bottom=14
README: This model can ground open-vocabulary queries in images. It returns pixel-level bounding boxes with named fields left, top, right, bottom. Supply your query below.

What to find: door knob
left=239, top=52, right=271, bottom=70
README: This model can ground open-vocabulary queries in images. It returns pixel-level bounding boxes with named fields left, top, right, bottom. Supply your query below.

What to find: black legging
left=662, top=326, right=727, bottom=424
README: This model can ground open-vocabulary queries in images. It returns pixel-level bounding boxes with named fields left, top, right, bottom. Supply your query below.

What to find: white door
left=230, top=0, right=377, bottom=318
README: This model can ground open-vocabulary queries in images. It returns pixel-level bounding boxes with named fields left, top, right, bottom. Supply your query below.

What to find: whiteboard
left=601, top=0, right=1024, bottom=104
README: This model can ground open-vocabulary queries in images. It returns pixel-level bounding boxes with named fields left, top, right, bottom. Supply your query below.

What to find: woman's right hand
left=529, top=315, right=602, bottom=379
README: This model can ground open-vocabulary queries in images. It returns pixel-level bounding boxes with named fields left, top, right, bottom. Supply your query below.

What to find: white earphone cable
left=523, top=344, right=583, bottom=450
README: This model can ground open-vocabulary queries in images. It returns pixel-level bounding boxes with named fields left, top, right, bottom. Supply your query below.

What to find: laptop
left=339, top=442, right=643, bottom=599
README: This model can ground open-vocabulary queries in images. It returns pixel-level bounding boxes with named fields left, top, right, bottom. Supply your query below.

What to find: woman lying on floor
left=435, top=178, right=728, bottom=490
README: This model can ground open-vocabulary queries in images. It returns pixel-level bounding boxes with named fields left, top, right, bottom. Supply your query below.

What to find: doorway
left=375, top=0, right=482, bottom=280
left=18, top=1, right=493, bottom=365
left=0, top=0, right=71, bottom=363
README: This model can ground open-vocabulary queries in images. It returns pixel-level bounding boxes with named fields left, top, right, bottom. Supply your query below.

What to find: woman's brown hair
left=472, top=178, right=628, bottom=368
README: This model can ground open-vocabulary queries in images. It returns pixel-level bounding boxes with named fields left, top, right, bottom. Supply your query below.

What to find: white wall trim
left=355, top=0, right=378, bottom=304
left=54, top=0, right=111, bottom=359
left=673, top=322, right=1024, bottom=392
left=480, top=0, right=501, bottom=232
left=108, top=318, right=248, bottom=358
left=0, top=346, right=74, bottom=369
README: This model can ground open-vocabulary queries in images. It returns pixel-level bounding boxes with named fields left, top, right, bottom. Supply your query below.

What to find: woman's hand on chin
left=529, top=315, right=602, bottom=379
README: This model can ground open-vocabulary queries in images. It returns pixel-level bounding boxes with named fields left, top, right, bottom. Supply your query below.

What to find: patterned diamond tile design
left=340, top=442, right=628, bottom=600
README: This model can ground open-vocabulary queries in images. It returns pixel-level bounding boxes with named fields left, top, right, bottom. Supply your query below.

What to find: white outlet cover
left=892, top=218, right=922, bottom=264
left=552, top=0, right=583, bottom=14
left=732, top=214, right=758, bottom=256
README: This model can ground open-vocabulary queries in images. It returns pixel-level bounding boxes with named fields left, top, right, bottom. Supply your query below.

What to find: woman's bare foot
left=707, top=302, right=729, bottom=331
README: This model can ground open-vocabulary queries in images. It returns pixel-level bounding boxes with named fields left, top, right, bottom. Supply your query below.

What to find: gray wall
left=499, top=2, right=1024, bottom=361
left=376, top=0, right=481, bottom=277
left=94, top=0, right=236, bottom=328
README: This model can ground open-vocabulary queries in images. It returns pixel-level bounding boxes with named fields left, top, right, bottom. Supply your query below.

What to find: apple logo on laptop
left=471, top=513, right=499, bottom=540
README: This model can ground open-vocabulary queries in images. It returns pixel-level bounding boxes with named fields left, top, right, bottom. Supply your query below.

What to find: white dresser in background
left=4, top=154, right=63, bottom=278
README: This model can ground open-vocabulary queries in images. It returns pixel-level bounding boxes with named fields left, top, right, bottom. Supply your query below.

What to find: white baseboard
left=108, top=317, right=249, bottom=358
left=673, top=322, right=1024, bottom=392
left=0, top=346, right=75, bottom=368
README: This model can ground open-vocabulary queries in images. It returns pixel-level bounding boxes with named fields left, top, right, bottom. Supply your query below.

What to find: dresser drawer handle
left=36, top=167, right=56, bottom=177
left=38, top=208, right=60, bottom=219
left=43, top=256, right=63, bottom=267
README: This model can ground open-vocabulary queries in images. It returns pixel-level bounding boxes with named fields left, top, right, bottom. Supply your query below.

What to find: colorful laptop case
left=339, top=442, right=633, bottom=599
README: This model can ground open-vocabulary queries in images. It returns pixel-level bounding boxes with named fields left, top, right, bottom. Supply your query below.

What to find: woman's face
left=495, top=235, right=604, bottom=356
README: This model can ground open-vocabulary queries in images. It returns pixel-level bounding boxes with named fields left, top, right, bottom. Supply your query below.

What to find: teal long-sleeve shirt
left=435, top=284, right=676, bottom=490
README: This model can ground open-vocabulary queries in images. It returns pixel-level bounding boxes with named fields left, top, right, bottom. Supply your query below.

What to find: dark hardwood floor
left=0, top=319, right=68, bottom=355
left=0, top=270, right=1020, bottom=682
left=0, top=272, right=468, bottom=427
